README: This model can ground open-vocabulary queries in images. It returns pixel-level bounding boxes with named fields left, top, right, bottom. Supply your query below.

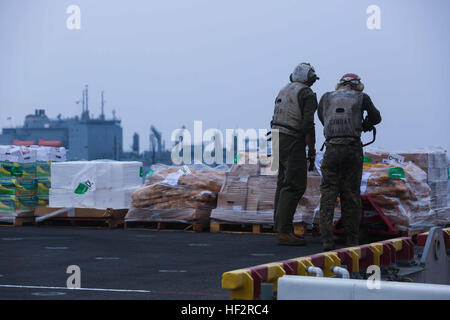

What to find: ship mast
left=100, top=91, right=105, bottom=120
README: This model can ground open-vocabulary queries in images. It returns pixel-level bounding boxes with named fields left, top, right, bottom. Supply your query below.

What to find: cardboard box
left=216, top=192, right=247, bottom=210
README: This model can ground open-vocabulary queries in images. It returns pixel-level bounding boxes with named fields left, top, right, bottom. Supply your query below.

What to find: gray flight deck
left=0, top=226, right=327, bottom=300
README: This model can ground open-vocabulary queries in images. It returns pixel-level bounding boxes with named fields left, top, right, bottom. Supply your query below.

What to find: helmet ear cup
left=289, top=74, right=294, bottom=82
left=356, top=82, right=364, bottom=91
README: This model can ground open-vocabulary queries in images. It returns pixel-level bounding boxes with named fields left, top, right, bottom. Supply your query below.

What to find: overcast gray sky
left=0, top=0, right=449, bottom=153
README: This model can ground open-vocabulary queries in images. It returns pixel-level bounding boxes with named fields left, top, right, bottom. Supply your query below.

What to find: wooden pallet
left=0, top=210, right=35, bottom=227
left=125, top=220, right=208, bottom=232
left=36, top=208, right=127, bottom=229
left=401, top=228, right=430, bottom=238
left=37, top=216, right=124, bottom=229
left=210, top=221, right=307, bottom=236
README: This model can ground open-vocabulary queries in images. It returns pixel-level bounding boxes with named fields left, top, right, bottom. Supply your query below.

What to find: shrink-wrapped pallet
left=49, top=160, right=143, bottom=210
left=313, top=152, right=449, bottom=230
left=211, top=152, right=321, bottom=226
left=125, top=164, right=227, bottom=223
left=363, top=147, right=449, bottom=215
left=51, top=160, right=142, bottom=190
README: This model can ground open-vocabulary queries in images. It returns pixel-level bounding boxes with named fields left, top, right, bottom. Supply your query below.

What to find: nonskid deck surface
left=0, top=226, right=326, bottom=300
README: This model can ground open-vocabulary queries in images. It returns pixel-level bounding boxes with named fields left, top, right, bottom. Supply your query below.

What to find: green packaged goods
left=0, top=179, right=15, bottom=195
left=0, top=162, right=23, bottom=178
left=36, top=161, right=51, bottom=178
left=14, top=179, right=37, bottom=196
left=14, top=196, right=37, bottom=210
left=37, top=194, right=49, bottom=206
left=0, top=195, right=16, bottom=212
left=36, top=178, right=51, bottom=195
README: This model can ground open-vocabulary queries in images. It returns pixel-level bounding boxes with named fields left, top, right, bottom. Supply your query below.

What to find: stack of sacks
left=125, top=164, right=226, bottom=224
left=362, top=162, right=437, bottom=229
left=49, top=160, right=143, bottom=209
left=312, top=147, right=449, bottom=230
left=364, top=147, right=449, bottom=223
left=210, top=152, right=321, bottom=226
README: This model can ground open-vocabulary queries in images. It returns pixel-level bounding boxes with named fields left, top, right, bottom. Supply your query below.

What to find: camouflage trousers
left=274, top=133, right=307, bottom=234
left=319, top=143, right=363, bottom=247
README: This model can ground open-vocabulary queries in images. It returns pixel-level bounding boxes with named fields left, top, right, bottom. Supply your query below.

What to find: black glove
left=307, top=147, right=316, bottom=171
left=362, top=117, right=374, bottom=132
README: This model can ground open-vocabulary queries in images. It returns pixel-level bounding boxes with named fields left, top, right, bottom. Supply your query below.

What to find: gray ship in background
left=0, top=85, right=121, bottom=161
left=0, top=85, right=243, bottom=168
left=0, top=85, right=172, bottom=166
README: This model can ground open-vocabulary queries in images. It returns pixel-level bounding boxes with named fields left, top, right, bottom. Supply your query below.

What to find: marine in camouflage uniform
left=271, top=63, right=319, bottom=246
left=318, top=74, right=381, bottom=250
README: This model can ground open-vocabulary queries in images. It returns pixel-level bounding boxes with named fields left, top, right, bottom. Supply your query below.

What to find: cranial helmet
left=290, top=62, right=320, bottom=84
left=337, top=73, right=365, bottom=91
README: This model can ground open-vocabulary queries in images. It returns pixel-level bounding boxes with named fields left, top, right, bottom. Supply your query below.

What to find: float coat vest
left=271, top=82, right=308, bottom=138
left=322, top=87, right=364, bottom=141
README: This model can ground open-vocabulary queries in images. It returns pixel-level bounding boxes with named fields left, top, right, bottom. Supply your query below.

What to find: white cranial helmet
left=291, top=62, right=319, bottom=83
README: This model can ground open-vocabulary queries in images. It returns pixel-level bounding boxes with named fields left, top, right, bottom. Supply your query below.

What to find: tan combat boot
left=276, top=233, right=307, bottom=246
left=322, top=241, right=335, bottom=252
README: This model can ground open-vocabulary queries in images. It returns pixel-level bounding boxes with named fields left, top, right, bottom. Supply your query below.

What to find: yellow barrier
left=293, top=257, right=313, bottom=276
left=322, top=252, right=341, bottom=277
left=370, top=243, right=384, bottom=266
left=221, top=235, right=417, bottom=300
left=222, top=269, right=253, bottom=300
left=388, top=238, right=403, bottom=252
left=265, top=263, right=286, bottom=291
left=345, top=247, right=361, bottom=273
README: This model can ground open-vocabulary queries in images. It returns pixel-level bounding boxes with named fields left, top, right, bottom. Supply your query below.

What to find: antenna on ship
left=81, top=85, right=90, bottom=121
left=85, top=85, right=89, bottom=119
left=82, top=87, right=85, bottom=115
left=100, top=91, right=105, bottom=120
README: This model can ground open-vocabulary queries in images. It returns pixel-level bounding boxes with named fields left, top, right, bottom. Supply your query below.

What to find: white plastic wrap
left=95, top=187, right=140, bottom=209
left=49, top=160, right=143, bottom=209
left=313, top=147, right=450, bottom=230
left=0, top=145, right=36, bottom=163
left=49, top=187, right=95, bottom=208
left=49, top=186, right=139, bottom=209
left=125, top=164, right=227, bottom=223
left=30, top=146, right=67, bottom=162
left=51, top=160, right=143, bottom=189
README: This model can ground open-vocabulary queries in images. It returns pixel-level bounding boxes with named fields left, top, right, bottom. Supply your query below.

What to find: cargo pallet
left=209, top=220, right=307, bottom=236
left=0, top=210, right=35, bottom=227
left=34, top=207, right=127, bottom=229
left=37, top=216, right=124, bottom=229
left=124, top=220, right=208, bottom=232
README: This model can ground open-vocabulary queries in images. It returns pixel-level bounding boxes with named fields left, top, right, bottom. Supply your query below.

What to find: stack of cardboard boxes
left=0, top=146, right=37, bottom=212
left=211, top=153, right=321, bottom=226
left=0, top=145, right=66, bottom=212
